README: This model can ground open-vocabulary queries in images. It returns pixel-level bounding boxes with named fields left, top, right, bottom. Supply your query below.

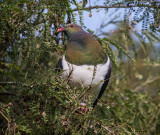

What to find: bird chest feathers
left=61, top=55, right=111, bottom=101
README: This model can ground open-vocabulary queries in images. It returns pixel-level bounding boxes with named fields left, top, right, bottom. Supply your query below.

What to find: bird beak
left=57, top=27, right=65, bottom=32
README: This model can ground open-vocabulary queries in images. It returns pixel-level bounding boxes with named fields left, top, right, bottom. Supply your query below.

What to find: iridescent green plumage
left=62, top=24, right=106, bottom=65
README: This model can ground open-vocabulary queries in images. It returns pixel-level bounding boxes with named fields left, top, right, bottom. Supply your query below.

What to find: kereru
left=57, top=24, right=111, bottom=110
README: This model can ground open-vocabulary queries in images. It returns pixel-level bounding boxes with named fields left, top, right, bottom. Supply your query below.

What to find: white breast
left=61, top=55, right=110, bottom=90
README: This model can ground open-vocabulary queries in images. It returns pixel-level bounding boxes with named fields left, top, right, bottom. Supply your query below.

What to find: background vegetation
left=0, top=0, right=160, bottom=134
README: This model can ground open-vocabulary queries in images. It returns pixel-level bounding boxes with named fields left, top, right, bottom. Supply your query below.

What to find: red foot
left=80, top=103, right=88, bottom=113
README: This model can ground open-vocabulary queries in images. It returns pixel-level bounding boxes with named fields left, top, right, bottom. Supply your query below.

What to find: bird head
left=57, top=24, right=82, bottom=36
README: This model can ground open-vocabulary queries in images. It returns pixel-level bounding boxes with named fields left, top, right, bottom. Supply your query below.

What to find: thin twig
left=67, top=63, right=74, bottom=84
left=135, top=76, right=160, bottom=92
left=72, top=4, right=159, bottom=11
left=0, top=111, right=10, bottom=123
left=0, top=92, right=16, bottom=96
left=0, top=82, right=18, bottom=85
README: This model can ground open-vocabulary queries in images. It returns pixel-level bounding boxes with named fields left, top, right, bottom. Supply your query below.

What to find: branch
left=0, top=82, right=18, bottom=85
left=0, top=92, right=16, bottom=96
left=134, top=76, right=160, bottom=92
left=0, top=111, right=10, bottom=123
left=72, top=4, right=160, bottom=11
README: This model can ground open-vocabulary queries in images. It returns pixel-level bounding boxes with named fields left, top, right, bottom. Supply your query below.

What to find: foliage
left=0, top=0, right=160, bottom=135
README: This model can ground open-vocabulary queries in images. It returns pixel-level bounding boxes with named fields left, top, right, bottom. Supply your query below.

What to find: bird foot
left=80, top=103, right=88, bottom=113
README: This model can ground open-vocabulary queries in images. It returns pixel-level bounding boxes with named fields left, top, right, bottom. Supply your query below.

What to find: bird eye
left=70, top=25, right=73, bottom=28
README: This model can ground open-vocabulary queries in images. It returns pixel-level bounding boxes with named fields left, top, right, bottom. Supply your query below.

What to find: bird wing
left=92, top=61, right=112, bottom=108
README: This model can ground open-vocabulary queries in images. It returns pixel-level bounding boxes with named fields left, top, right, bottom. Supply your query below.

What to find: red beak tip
left=57, top=27, right=65, bottom=32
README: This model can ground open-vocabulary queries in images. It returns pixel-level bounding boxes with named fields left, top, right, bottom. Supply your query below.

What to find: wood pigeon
left=57, top=24, right=111, bottom=110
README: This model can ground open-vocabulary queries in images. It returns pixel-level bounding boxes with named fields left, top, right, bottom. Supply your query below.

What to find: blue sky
left=71, top=0, right=141, bottom=36
left=72, top=0, right=120, bottom=33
